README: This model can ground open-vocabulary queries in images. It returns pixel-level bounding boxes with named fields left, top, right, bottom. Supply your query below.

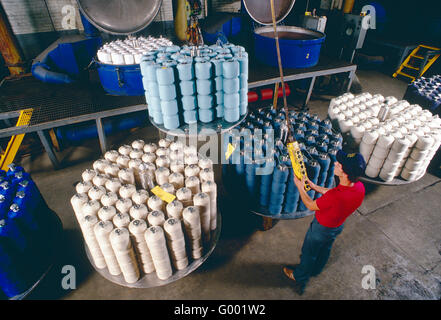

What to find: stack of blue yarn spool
left=140, top=43, right=248, bottom=130
left=0, top=164, right=56, bottom=299
left=404, top=75, right=441, bottom=114
left=222, top=108, right=342, bottom=215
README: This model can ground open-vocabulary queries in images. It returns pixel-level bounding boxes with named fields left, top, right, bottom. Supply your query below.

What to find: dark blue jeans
left=293, top=217, right=344, bottom=287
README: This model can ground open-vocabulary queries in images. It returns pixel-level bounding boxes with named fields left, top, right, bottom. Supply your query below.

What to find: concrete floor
left=19, top=70, right=441, bottom=300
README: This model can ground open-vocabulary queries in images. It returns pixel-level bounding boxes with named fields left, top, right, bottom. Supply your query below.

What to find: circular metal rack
left=359, top=170, right=426, bottom=186
left=247, top=180, right=336, bottom=220
left=250, top=205, right=314, bottom=220
left=149, top=113, right=248, bottom=138
left=85, top=211, right=222, bottom=288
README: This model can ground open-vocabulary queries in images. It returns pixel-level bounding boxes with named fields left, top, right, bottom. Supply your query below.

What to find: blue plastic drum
left=254, top=26, right=325, bottom=68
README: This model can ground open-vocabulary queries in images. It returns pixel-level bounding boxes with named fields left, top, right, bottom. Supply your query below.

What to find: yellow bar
left=403, top=64, right=419, bottom=70
left=0, top=5, right=25, bottom=76
left=397, top=71, right=414, bottom=78
left=0, top=108, right=33, bottom=171
left=419, top=45, right=440, bottom=51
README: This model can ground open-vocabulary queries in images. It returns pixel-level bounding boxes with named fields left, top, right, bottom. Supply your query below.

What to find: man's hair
left=346, top=173, right=360, bottom=183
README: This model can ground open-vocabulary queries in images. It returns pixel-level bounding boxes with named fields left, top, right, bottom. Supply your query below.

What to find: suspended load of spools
left=329, top=92, right=441, bottom=182
left=0, top=164, right=58, bottom=298
left=71, top=138, right=218, bottom=284
left=140, top=43, right=249, bottom=130
left=223, top=108, right=342, bottom=215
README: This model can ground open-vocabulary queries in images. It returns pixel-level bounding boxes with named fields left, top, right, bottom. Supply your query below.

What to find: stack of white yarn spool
left=97, top=36, right=173, bottom=65
left=328, top=92, right=441, bottom=182
left=71, top=138, right=218, bottom=284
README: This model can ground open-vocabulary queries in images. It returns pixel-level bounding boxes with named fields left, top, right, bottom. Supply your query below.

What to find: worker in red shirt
left=283, top=150, right=366, bottom=294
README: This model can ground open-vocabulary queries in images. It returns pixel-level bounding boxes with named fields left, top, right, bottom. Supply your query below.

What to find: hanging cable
left=269, top=0, right=292, bottom=142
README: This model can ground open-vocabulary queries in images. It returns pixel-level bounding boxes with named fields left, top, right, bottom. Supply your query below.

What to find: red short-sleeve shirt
left=315, top=181, right=365, bottom=228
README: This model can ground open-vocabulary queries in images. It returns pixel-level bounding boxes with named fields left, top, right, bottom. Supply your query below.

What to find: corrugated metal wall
left=0, top=0, right=177, bottom=34
left=0, top=0, right=242, bottom=60
left=212, top=0, right=241, bottom=13
left=0, top=0, right=242, bottom=36
left=1, top=0, right=80, bottom=34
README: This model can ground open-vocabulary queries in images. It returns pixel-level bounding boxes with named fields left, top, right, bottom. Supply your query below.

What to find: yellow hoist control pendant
left=287, top=141, right=310, bottom=191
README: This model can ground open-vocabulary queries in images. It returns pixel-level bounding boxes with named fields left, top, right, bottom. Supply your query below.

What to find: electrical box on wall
left=303, top=15, right=327, bottom=33
left=320, top=0, right=333, bottom=10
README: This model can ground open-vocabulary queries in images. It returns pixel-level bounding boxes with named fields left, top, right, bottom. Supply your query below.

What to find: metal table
left=149, top=112, right=247, bottom=137
left=86, top=211, right=221, bottom=288
left=0, top=77, right=147, bottom=169
left=248, top=55, right=357, bottom=107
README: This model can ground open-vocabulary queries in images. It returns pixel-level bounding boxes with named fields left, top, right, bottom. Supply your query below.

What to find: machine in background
left=312, top=9, right=372, bottom=95
left=322, top=11, right=370, bottom=63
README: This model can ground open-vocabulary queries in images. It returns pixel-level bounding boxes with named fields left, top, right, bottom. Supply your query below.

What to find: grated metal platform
left=0, top=77, right=145, bottom=126
left=0, top=77, right=148, bottom=168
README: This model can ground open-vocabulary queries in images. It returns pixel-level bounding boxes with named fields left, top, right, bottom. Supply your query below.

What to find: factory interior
left=0, top=0, right=440, bottom=303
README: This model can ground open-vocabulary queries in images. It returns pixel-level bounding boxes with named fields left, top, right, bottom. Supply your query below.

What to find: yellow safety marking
left=0, top=108, right=33, bottom=171
left=225, top=143, right=236, bottom=160
left=287, top=142, right=311, bottom=191
left=151, top=186, right=176, bottom=203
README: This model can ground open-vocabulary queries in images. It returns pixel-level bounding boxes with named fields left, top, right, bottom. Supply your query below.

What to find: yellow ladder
left=393, top=45, right=441, bottom=82
left=0, top=108, right=33, bottom=171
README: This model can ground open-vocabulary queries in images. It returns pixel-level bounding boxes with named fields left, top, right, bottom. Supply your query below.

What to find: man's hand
left=293, top=174, right=320, bottom=211
left=305, top=177, right=313, bottom=188
left=294, top=175, right=307, bottom=191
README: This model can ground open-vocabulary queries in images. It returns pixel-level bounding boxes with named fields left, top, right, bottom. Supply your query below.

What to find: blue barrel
left=254, top=26, right=325, bottom=68
left=96, top=60, right=144, bottom=96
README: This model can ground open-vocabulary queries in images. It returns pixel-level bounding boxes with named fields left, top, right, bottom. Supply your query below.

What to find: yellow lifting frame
left=0, top=108, right=33, bottom=171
